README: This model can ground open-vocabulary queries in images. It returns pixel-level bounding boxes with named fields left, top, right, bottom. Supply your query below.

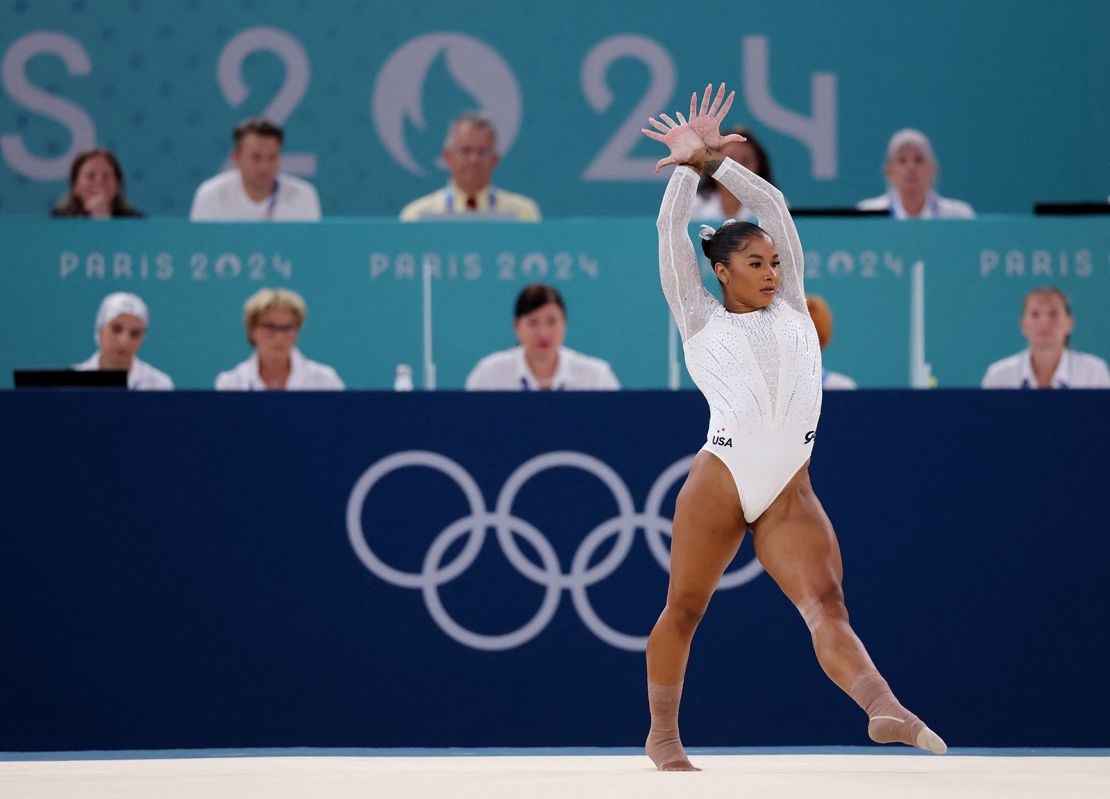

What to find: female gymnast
left=639, top=84, right=946, bottom=771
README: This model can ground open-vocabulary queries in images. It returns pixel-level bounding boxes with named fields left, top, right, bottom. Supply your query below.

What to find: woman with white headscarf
left=74, top=292, right=174, bottom=389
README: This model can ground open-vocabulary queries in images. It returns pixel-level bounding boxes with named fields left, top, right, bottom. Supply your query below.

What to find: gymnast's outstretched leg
left=645, top=453, right=747, bottom=770
left=751, top=464, right=946, bottom=753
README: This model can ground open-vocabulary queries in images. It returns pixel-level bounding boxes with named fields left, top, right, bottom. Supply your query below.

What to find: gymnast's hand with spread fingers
left=641, top=82, right=748, bottom=173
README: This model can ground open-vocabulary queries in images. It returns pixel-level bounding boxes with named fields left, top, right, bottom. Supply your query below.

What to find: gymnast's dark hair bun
left=700, top=220, right=771, bottom=266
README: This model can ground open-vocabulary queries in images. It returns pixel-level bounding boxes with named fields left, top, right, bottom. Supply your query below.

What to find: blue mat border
left=1, top=746, right=1108, bottom=761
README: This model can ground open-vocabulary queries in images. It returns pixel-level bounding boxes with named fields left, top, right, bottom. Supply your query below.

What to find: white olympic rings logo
left=346, top=450, right=763, bottom=652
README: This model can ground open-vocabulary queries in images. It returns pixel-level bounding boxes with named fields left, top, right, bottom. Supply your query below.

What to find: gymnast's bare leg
left=645, top=452, right=746, bottom=770
left=750, top=463, right=947, bottom=754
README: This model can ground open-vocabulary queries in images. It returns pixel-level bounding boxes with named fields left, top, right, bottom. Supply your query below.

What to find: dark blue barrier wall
left=1, top=390, right=1108, bottom=751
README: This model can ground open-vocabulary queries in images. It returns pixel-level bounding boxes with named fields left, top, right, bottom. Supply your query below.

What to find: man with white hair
left=73, top=292, right=174, bottom=389
left=399, top=113, right=541, bottom=221
left=858, top=129, right=975, bottom=219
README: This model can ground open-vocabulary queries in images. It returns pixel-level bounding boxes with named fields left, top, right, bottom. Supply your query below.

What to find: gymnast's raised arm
left=642, top=86, right=748, bottom=342
left=653, top=164, right=717, bottom=343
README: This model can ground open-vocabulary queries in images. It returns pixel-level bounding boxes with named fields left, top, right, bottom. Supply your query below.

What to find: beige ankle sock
left=849, top=671, right=946, bottom=754
left=645, top=681, right=700, bottom=771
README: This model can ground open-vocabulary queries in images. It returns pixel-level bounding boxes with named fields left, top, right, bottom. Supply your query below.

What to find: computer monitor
left=12, top=369, right=128, bottom=389
left=788, top=208, right=888, bottom=217
left=1034, top=202, right=1110, bottom=216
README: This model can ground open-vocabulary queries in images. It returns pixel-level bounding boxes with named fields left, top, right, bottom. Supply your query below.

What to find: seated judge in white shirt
left=982, top=286, right=1110, bottom=389
left=215, top=288, right=343, bottom=390
left=466, top=284, right=619, bottom=391
left=75, top=292, right=173, bottom=389
left=857, top=129, right=975, bottom=219
left=190, top=118, right=321, bottom=221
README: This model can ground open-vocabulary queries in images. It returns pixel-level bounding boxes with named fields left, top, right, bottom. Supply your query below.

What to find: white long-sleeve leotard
left=657, top=159, right=822, bottom=522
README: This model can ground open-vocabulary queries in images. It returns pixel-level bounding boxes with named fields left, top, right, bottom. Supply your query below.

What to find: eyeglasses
left=257, top=322, right=299, bottom=335
left=455, top=146, right=496, bottom=160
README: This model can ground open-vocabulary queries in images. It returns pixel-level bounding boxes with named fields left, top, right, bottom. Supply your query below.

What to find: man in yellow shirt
left=399, top=113, right=541, bottom=222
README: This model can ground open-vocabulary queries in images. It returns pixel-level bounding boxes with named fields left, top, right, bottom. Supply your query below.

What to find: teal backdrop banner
left=1, top=1, right=1108, bottom=217
left=2, top=217, right=1108, bottom=389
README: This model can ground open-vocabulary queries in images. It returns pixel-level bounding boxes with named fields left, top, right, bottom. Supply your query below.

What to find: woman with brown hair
left=51, top=148, right=142, bottom=218
left=982, top=286, right=1110, bottom=389
left=689, top=126, right=775, bottom=223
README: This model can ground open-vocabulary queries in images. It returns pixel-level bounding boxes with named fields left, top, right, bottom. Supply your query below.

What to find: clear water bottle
left=394, top=363, right=414, bottom=391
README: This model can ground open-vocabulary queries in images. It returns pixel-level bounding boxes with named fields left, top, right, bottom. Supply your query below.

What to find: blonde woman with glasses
left=215, top=288, right=344, bottom=390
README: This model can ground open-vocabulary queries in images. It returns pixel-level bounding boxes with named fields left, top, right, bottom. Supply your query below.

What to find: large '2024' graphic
left=1, top=29, right=837, bottom=183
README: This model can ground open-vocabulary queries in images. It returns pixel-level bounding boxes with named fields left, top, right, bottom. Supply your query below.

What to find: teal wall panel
left=2, top=216, right=1107, bottom=389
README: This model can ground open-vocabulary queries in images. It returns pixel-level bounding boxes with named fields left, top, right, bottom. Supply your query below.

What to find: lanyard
left=891, top=192, right=938, bottom=218
left=520, top=377, right=564, bottom=391
left=1021, top=351, right=1069, bottom=389
left=265, top=179, right=280, bottom=219
left=1020, top=379, right=1069, bottom=389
